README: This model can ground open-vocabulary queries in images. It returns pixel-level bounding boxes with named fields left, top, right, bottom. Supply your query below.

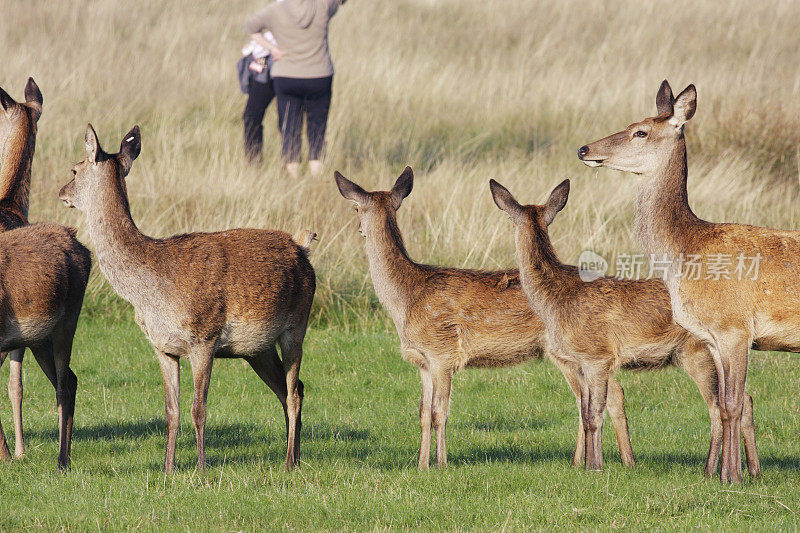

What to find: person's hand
left=271, top=47, right=284, bottom=61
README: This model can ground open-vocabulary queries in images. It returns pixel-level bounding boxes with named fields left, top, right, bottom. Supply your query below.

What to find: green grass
left=1, top=306, right=799, bottom=530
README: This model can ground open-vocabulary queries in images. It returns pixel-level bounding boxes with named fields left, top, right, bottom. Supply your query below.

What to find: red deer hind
left=490, top=178, right=759, bottom=475
left=59, top=124, right=315, bottom=472
left=0, top=78, right=91, bottom=469
left=578, top=80, right=799, bottom=482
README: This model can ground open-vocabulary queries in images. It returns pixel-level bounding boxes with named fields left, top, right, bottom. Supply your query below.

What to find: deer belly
left=215, top=320, right=280, bottom=356
left=0, top=313, right=61, bottom=350
left=753, top=310, right=800, bottom=353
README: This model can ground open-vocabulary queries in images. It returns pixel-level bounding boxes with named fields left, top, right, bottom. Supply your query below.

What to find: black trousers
left=242, top=74, right=276, bottom=162
left=273, top=76, right=333, bottom=162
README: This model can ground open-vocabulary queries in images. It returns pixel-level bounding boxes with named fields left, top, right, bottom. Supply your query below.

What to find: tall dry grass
left=2, top=0, right=800, bottom=328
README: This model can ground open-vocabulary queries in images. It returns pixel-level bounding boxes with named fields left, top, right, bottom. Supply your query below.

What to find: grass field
left=3, top=0, right=800, bottom=530
left=2, top=315, right=800, bottom=530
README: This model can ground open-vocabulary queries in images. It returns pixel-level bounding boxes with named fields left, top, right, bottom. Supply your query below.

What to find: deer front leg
left=157, top=351, right=180, bottom=474
left=190, top=348, right=214, bottom=472
left=714, top=333, right=750, bottom=484
left=582, top=363, right=610, bottom=472
left=418, top=367, right=433, bottom=470
left=431, top=367, right=453, bottom=468
left=0, top=351, right=11, bottom=460
left=550, top=357, right=585, bottom=466
left=7, top=349, right=25, bottom=459
left=741, top=392, right=760, bottom=478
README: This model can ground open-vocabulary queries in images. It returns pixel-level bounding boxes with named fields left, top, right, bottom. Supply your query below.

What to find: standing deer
left=577, top=80, right=799, bottom=482
left=0, top=78, right=90, bottom=469
left=335, top=167, right=648, bottom=470
left=59, top=124, right=315, bottom=472
left=491, top=178, right=760, bottom=474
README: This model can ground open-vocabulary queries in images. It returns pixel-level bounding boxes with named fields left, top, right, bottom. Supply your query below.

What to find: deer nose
left=578, top=146, right=589, bottom=159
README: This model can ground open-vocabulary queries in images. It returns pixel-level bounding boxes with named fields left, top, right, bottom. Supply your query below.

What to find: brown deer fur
left=578, top=80, right=799, bottom=482
left=335, top=167, right=646, bottom=470
left=0, top=78, right=90, bottom=468
left=59, top=124, right=315, bottom=472
left=490, top=178, right=760, bottom=475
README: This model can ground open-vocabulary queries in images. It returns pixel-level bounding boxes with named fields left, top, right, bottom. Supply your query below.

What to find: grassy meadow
left=2, top=0, right=800, bottom=529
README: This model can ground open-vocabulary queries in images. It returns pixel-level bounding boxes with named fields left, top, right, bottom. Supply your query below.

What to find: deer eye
left=634, top=130, right=648, bottom=138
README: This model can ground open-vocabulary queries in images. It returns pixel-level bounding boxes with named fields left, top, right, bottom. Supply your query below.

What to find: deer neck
left=84, top=178, right=152, bottom=299
left=635, top=138, right=705, bottom=257
left=515, top=222, right=574, bottom=319
left=0, top=128, right=33, bottom=222
left=363, top=211, right=420, bottom=325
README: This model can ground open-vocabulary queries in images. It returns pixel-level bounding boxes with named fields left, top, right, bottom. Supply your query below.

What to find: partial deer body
left=335, top=167, right=644, bottom=470
left=0, top=78, right=87, bottom=466
left=579, top=80, right=795, bottom=483
left=59, top=124, right=315, bottom=472
left=0, top=223, right=91, bottom=468
left=491, top=179, right=759, bottom=475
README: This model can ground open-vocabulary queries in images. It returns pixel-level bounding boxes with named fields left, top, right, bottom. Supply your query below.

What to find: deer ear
left=85, top=123, right=102, bottom=163
left=334, top=171, right=368, bottom=205
left=670, top=84, right=696, bottom=127
left=656, top=79, right=674, bottom=116
left=0, top=86, right=16, bottom=115
left=390, top=166, right=413, bottom=210
left=542, top=179, right=570, bottom=226
left=24, top=78, right=42, bottom=122
left=490, top=179, right=524, bottom=224
left=117, top=125, right=141, bottom=177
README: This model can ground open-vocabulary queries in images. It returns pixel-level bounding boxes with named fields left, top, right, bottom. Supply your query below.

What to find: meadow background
left=2, top=0, right=800, bottom=529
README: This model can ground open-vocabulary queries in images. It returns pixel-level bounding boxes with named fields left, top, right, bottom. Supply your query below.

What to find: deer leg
left=717, top=335, right=750, bottom=484
left=157, top=351, right=180, bottom=474
left=679, top=346, right=724, bottom=476
left=189, top=347, right=214, bottom=472
left=246, top=347, right=289, bottom=449
left=7, top=349, right=25, bottom=459
left=582, top=364, right=610, bottom=472
left=431, top=367, right=452, bottom=468
left=551, top=357, right=585, bottom=466
left=0, top=351, right=10, bottom=460
left=606, top=377, right=635, bottom=467
left=742, top=391, right=761, bottom=478
left=279, top=330, right=304, bottom=471
left=418, top=367, right=433, bottom=470
left=51, top=342, right=74, bottom=471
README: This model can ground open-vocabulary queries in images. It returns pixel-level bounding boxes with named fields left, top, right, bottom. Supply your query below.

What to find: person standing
left=245, top=0, right=345, bottom=179
left=241, top=28, right=279, bottom=163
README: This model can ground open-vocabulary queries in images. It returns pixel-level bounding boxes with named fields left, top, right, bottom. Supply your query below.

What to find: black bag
left=236, top=54, right=271, bottom=94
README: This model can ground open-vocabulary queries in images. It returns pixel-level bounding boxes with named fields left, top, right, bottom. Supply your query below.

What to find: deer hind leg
left=7, top=349, right=25, bottom=459
left=418, top=367, right=433, bottom=470
left=606, top=377, right=635, bottom=467
left=431, top=367, right=453, bottom=468
left=157, top=351, right=180, bottom=474
left=189, top=347, right=214, bottom=472
left=279, top=329, right=305, bottom=471
left=246, top=345, right=289, bottom=441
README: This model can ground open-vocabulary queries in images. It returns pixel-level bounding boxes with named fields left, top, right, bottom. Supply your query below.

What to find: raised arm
left=244, top=7, right=283, bottom=59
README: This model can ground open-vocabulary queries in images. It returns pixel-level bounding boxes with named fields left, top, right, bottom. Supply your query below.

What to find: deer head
left=334, top=166, right=413, bottom=238
left=0, top=78, right=42, bottom=155
left=490, top=178, right=570, bottom=231
left=59, top=124, right=141, bottom=211
left=577, top=80, right=696, bottom=175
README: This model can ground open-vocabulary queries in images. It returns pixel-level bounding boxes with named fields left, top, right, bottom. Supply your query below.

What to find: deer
left=334, top=166, right=655, bottom=470
left=577, top=80, right=800, bottom=482
left=59, top=124, right=315, bottom=472
left=0, top=78, right=91, bottom=469
left=490, top=178, right=760, bottom=474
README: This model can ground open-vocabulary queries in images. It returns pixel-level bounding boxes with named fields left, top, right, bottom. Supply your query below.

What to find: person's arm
left=244, top=7, right=284, bottom=59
